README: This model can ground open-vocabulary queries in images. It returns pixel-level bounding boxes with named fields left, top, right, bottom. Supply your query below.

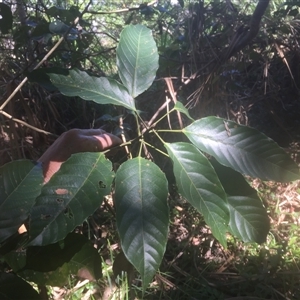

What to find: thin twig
left=0, top=1, right=93, bottom=136
left=119, top=116, right=131, bottom=159
left=0, top=110, right=57, bottom=137
left=165, top=77, right=183, bottom=129
left=144, top=98, right=171, bottom=133
left=88, top=0, right=157, bottom=15
left=0, top=34, right=67, bottom=111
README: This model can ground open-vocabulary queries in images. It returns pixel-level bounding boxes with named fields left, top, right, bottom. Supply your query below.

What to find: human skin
left=18, top=128, right=121, bottom=234
left=38, top=128, right=122, bottom=183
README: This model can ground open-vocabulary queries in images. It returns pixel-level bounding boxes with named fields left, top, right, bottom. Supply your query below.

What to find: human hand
left=38, top=128, right=122, bottom=183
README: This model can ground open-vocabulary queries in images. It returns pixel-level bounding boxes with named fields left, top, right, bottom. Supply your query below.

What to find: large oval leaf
left=48, top=69, right=136, bottom=111
left=228, top=196, right=270, bottom=243
left=183, top=117, right=300, bottom=182
left=114, top=157, right=169, bottom=292
left=165, top=142, right=229, bottom=247
left=210, top=158, right=257, bottom=197
left=211, top=158, right=270, bottom=243
left=0, top=160, right=43, bottom=243
left=117, top=24, right=159, bottom=98
left=28, top=152, right=114, bottom=246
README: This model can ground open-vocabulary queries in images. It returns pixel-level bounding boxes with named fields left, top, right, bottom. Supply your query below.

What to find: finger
left=77, top=128, right=107, bottom=137
left=72, top=133, right=121, bottom=153
left=89, top=133, right=122, bottom=151
left=38, top=130, right=122, bottom=183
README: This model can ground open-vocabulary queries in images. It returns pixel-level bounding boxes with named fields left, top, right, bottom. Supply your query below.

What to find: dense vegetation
left=1, top=1, right=300, bottom=299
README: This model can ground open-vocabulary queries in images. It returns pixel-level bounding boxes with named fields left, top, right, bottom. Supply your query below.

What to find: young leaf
left=227, top=195, right=270, bottom=243
left=114, top=157, right=169, bottom=292
left=0, top=160, right=43, bottom=243
left=48, top=69, right=136, bottom=111
left=117, top=24, right=159, bottom=98
left=183, top=117, right=300, bottom=182
left=164, top=142, right=229, bottom=247
left=28, top=152, right=114, bottom=246
left=174, top=102, right=194, bottom=121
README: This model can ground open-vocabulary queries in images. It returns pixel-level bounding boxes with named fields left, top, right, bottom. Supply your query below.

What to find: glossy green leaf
left=0, top=160, right=43, bottom=243
left=28, top=152, right=114, bottom=246
left=5, top=233, right=101, bottom=286
left=48, top=69, right=136, bottom=111
left=27, top=67, right=69, bottom=91
left=174, top=102, right=194, bottom=121
left=117, top=24, right=159, bottom=97
left=228, top=196, right=270, bottom=243
left=114, top=157, right=169, bottom=292
left=183, top=117, right=300, bottom=182
left=165, top=142, right=229, bottom=247
left=210, top=158, right=256, bottom=197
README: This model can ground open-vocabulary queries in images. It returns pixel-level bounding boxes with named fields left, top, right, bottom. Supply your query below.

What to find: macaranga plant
left=1, top=24, right=299, bottom=294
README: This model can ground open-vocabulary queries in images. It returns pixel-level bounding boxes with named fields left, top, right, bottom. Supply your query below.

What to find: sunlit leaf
left=48, top=69, right=136, bottom=111
left=228, top=195, right=270, bottom=243
left=117, top=24, right=158, bottom=97
left=115, top=157, right=169, bottom=292
left=183, top=117, right=300, bottom=182
left=28, top=153, right=114, bottom=246
left=0, top=160, right=43, bottom=243
left=165, top=142, right=229, bottom=247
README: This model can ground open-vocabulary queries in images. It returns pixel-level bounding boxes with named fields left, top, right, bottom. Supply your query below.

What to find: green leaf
left=165, top=142, right=229, bottom=247
left=183, top=117, right=300, bottom=182
left=28, top=152, right=114, bottom=246
left=227, top=196, right=270, bottom=243
left=174, top=102, right=194, bottom=121
left=114, top=157, right=169, bottom=292
left=117, top=24, right=159, bottom=98
left=48, top=69, right=136, bottom=111
left=210, top=158, right=256, bottom=197
left=0, top=160, right=43, bottom=243
left=49, top=20, right=73, bottom=35
left=27, top=67, right=69, bottom=91
left=46, top=6, right=81, bottom=24
left=5, top=233, right=101, bottom=286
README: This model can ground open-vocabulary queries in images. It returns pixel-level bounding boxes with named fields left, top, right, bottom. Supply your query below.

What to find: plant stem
left=155, top=129, right=183, bottom=133
left=142, top=140, right=169, bottom=157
